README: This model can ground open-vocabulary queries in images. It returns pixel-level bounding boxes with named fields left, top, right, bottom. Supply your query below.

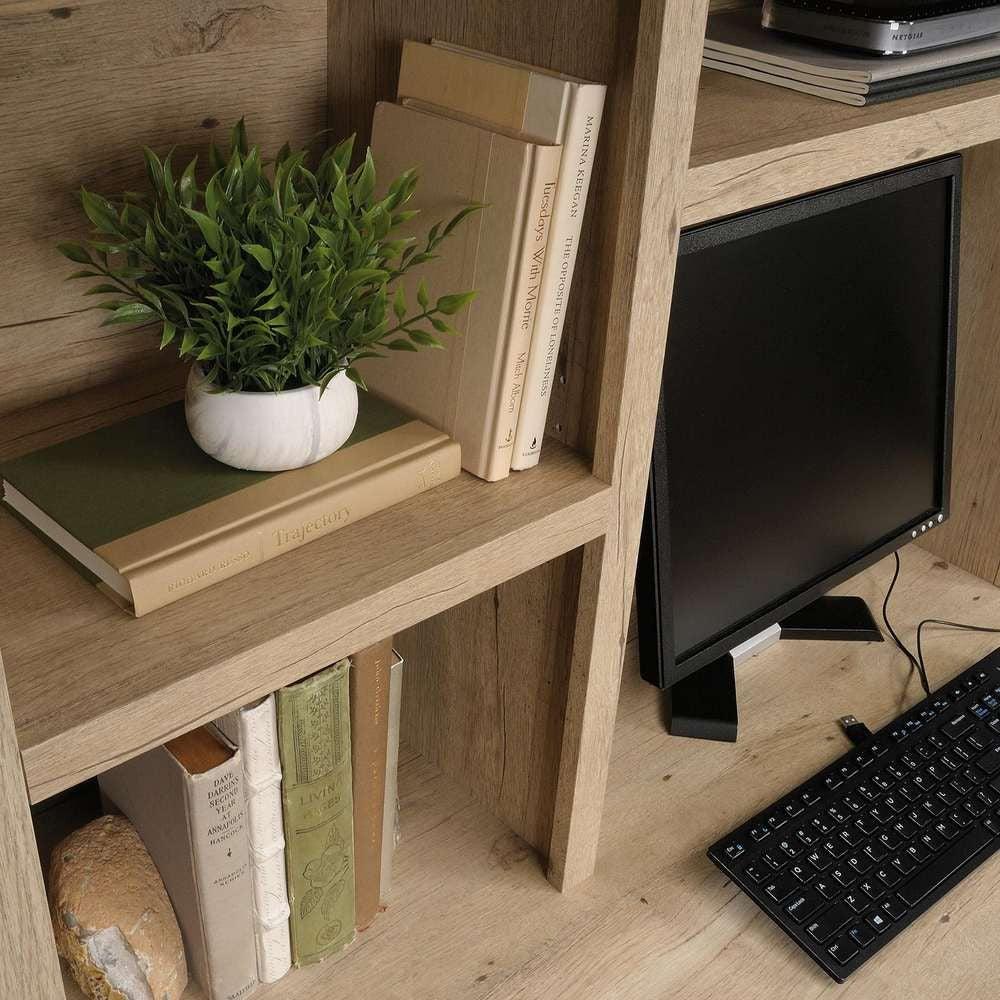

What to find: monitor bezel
left=637, top=155, right=961, bottom=690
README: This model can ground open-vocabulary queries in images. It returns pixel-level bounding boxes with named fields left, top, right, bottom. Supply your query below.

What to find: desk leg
left=0, top=651, right=64, bottom=999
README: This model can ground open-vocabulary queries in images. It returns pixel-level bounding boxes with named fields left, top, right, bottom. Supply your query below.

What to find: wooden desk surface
left=60, top=545, right=1000, bottom=1000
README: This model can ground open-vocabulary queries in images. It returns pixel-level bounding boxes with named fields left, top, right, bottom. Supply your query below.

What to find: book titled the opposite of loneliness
left=0, top=392, right=460, bottom=616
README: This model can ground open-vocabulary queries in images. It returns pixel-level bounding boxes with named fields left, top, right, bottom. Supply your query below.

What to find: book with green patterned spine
left=275, top=660, right=356, bottom=966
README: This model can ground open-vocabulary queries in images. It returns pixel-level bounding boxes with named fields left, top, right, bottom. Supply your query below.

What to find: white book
left=379, top=652, right=405, bottom=903
left=398, top=40, right=606, bottom=470
left=215, top=696, right=292, bottom=985
left=703, top=57, right=867, bottom=106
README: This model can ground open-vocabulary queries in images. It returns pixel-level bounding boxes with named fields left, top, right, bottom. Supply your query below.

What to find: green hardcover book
left=0, top=394, right=460, bottom=616
left=276, top=659, right=356, bottom=966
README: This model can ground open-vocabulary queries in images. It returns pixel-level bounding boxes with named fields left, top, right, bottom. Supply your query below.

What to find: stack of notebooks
left=358, top=40, right=606, bottom=478
left=705, top=10, right=1000, bottom=106
left=95, top=638, right=404, bottom=998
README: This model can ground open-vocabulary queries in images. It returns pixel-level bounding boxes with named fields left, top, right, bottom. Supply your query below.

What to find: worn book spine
left=484, top=142, right=561, bottom=479
left=98, top=735, right=258, bottom=1000
left=122, top=431, right=460, bottom=616
left=349, top=636, right=395, bottom=930
left=379, top=651, right=404, bottom=904
left=215, top=697, right=293, bottom=984
left=186, top=741, right=259, bottom=1000
left=276, top=661, right=356, bottom=966
left=511, top=84, right=605, bottom=469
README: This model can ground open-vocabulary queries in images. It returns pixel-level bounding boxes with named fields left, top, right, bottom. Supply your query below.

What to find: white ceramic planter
left=185, top=366, right=359, bottom=472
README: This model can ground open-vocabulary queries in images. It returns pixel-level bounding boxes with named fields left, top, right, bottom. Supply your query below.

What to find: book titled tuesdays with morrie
left=0, top=393, right=460, bottom=616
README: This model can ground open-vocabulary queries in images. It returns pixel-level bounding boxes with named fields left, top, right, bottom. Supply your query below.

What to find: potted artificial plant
left=58, top=120, right=476, bottom=472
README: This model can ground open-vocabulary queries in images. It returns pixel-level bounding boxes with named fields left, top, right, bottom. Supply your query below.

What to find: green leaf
left=387, top=339, right=418, bottom=351
left=231, top=117, right=249, bottom=156
left=80, top=189, right=120, bottom=234
left=431, top=316, right=456, bottom=334
left=442, top=202, right=483, bottom=238
left=182, top=208, right=222, bottom=253
left=180, top=329, right=198, bottom=355
left=408, top=328, right=443, bottom=348
left=345, top=366, right=368, bottom=391
left=436, top=290, right=477, bottom=315
left=242, top=243, right=273, bottom=270
left=179, top=156, right=198, bottom=206
left=353, top=149, right=375, bottom=206
left=160, top=321, right=177, bottom=348
left=66, top=270, right=102, bottom=280
left=417, top=280, right=429, bottom=310
left=83, top=284, right=124, bottom=295
left=392, top=286, right=406, bottom=321
left=100, top=302, right=158, bottom=326
left=57, top=241, right=92, bottom=264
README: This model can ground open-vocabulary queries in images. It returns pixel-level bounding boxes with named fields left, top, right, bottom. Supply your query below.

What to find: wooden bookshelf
left=7, top=1, right=1000, bottom=997
left=687, top=69, right=1000, bottom=225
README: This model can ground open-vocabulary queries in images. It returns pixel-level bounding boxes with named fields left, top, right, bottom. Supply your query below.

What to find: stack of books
left=704, top=10, right=1000, bottom=106
left=97, top=639, right=404, bottom=997
left=358, top=41, right=607, bottom=478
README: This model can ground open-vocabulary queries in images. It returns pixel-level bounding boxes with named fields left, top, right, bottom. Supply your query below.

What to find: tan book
left=1, top=393, right=460, bottom=616
left=99, top=726, right=258, bottom=1000
left=397, top=41, right=605, bottom=471
left=348, top=637, right=394, bottom=930
left=360, top=101, right=561, bottom=481
left=379, top=651, right=404, bottom=904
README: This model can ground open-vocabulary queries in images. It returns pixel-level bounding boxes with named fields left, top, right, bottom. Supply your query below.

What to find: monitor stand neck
left=666, top=595, right=884, bottom=743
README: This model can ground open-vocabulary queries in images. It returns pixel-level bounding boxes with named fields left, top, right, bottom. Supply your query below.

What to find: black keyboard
left=708, top=649, right=1000, bottom=982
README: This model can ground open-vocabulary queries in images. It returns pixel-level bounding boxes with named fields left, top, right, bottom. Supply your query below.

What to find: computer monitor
left=636, top=155, right=960, bottom=738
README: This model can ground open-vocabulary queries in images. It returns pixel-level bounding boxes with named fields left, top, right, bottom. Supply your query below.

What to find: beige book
left=397, top=40, right=606, bottom=471
left=99, top=727, right=258, bottom=1000
left=360, top=101, right=561, bottom=481
left=348, top=637, right=395, bottom=930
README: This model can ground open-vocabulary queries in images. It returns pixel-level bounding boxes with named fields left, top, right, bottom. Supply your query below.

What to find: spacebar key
left=898, top=826, right=996, bottom=906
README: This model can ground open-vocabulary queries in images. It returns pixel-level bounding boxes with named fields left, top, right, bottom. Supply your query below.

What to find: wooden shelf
left=686, top=68, right=1000, bottom=226
left=0, top=387, right=609, bottom=805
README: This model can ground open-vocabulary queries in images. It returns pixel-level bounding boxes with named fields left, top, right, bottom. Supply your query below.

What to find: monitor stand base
left=665, top=595, right=884, bottom=743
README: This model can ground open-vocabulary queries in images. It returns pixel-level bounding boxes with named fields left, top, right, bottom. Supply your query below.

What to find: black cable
left=881, top=551, right=931, bottom=696
left=917, top=618, right=1000, bottom=684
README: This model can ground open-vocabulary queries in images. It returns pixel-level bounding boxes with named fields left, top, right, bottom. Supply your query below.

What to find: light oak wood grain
left=921, top=141, right=1000, bottom=585
left=0, top=387, right=609, bottom=805
left=548, top=0, right=711, bottom=889
left=60, top=548, right=1000, bottom=1000
left=0, top=0, right=325, bottom=416
left=686, top=70, right=1000, bottom=226
left=0, top=654, right=63, bottom=1000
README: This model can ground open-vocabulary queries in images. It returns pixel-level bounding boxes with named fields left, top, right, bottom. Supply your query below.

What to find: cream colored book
left=215, top=696, right=292, bottom=985
left=361, top=101, right=561, bottom=481
left=398, top=40, right=606, bottom=470
left=379, top=651, right=404, bottom=904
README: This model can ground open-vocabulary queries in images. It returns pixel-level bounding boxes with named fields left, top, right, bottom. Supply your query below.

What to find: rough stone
left=48, top=815, right=187, bottom=1000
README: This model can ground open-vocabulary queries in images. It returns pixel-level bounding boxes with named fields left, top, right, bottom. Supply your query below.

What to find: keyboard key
left=964, top=798, right=986, bottom=819
left=840, top=826, right=865, bottom=848
left=839, top=762, right=858, bottom=781
left=908, top=841, right=932, bottom=863
left=912, top=773, right=938, bottom=793
left=843, top=891, right=866, bottom=914
left=887, top=762, right=907, bottom=781
left=920, top=831, right=945, bottom=854
left=906, top=808, right=931, bottom=829
left=877, top=830, right=901, bottom=851
left=783, top=800, right=805, bottom=820
left=814, top=878, right=838, bottom=899
left=870, top=742, right=888, bottom=757
left=891, top=818, right=918, bottom=840
left=971, top=702, right=990, bottom=719
left=786, top=890, right=823, bottom=923
left=777, top=838, right=801, bottom=858
left=943, top=713, right=976, bottom=740
left=806, top=902, right=853, bottom=943
left=812, top=816, right=836, bottom=836
left=892, top=853, right=916, bottom=875
left=928, top=732, right=948, bottom=750
left=949, top=809, right=973, bottom=829
left=934, top=820, right=960, bottom=841
left=750, top=824, right=770, bottom=842
left=857, top=783, right=879, bottom=802
left=900, top=752, right=920, bottom=770
left=978, top=747, right=1000, bottom=775
left=866, top=910, right=891, bottom=934
left=745, top=864, right=766, bottom=883
left=898, top=825, right=995, bottom=906
left=724, top=842, right=746, bottom=861
left=802, top=787, right=822, bottom=807
left=865, top=841, right=888, bottom=862
left=849, top=923, right=877, bottom=948
left=937, top=784, right=961, bottom=806
left=921, top=796, right=946, bottom=817
left=874, top=865, right=900, bottom=888
left=763, top=850, right=787, bottom=870
left=827, top=804, right=850, bottom=825
left=871, top=772, right=893, bottom=792
left=964, top=765, right=988, bottom=785
left=881, top=896, right=909, bottom=922
left=830, top=866, right=856, bottom=887
left=847, top=853, right=873, bottom=875
left=940, top=753, right=962, bottom=771
left=794, top=826, right=819, bottom=846
left=824, top=774, right=843, bottom=792
left=898, top=782, right=922, bottom=802
left=827, top=936, right=859, bottom=965
left=764, top=874, right=798, bottom=903
left=790, top=863, right=814, bottom=883
left=927, top=763, right=949, bottom=783
left=842, top=795, right=864, bottom=813
left=823, top=838, right=848, bottom=859
left=806, top=849, right=831, bottom=872
left=766, top=814, right=788, bottom=832
left=858, top=878, right=885, bottom=900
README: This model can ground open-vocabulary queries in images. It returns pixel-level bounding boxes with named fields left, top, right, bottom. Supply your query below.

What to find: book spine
left=379, top=652, right=404, bottom=905
left=510, top=85, right=605, bottom=470
left=482, top=143, right=561, bottom=481
left=215, top=699, right=293, bottom=984
left=186, top=748, right=258, bottom=1000
left=123, top=435, right=461, bottom=616
left=348, top=636, right=395, bottom=930
left=276, top=661, right=356, bottom=966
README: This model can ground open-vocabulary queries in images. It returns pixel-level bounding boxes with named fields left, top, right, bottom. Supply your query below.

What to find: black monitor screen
left=655, top=161, right=957, bottom=677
